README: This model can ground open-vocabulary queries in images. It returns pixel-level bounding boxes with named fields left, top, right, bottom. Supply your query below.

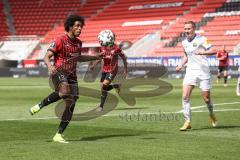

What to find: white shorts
left=183, top=71, right=211, bottom=91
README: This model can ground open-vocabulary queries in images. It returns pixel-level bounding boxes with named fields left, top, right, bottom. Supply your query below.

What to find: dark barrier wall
left=0, top=65, right=239, bottom=78
left=0, top=60, right=18, bottom=68
left=0, top=56, right=240, bottom=77
left=9, top=67, right=49, bottom=77
left=0, top=68, right=13, bottom=76
left=0, top=67, right=48, bottom=77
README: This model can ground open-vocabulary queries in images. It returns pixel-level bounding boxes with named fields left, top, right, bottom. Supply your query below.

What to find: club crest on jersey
left=193, top=43, right=197, bottom=47
left=49, top=42, right=55, bottom=48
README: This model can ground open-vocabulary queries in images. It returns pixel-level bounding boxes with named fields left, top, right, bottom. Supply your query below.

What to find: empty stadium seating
left=8, top=0, right=111, bottom=36
left=201, top=15, right=240, bottom=49
left=0, top=1, right=10, bottom=37
left=152, top=0, right=239, bottom=56
left=1, top=0, right=239, bottom=59
left=160, top=0, right=225, bottom=39
left=43, top=0, right=200, bottom=44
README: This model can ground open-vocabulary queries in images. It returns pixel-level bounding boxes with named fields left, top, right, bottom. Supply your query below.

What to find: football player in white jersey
left=176, top=21, right=217, bottom=131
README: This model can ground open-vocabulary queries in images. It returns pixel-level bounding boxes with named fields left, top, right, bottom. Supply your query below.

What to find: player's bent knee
left=58, top=87, right=71, bottom=98
left=204, top=98, right=210, bottom=104
left=59, top=92, right=70, bottom=99
left=103, top=80, right=110, bottom=86
left=203, top=96, right=210, bottom=103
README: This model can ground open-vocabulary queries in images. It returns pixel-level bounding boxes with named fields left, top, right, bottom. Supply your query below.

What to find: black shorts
left=100, top=72, right=116, bottom=83
left=218, top=66, right=228, bottom=73
left=51, top=72, right=79, bottom=97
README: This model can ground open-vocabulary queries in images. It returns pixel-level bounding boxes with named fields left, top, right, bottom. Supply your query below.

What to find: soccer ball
left=98, top=29, right=115, bottom=46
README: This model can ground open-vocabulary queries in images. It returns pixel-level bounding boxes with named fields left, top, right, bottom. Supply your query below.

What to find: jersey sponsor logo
left=71, top=52, right=80, bottom=57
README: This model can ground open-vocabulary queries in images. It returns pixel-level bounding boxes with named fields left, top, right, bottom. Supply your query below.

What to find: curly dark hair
left=64, top=14, right=85, bottom=32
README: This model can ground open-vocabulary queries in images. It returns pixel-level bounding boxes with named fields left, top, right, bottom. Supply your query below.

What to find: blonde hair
left=184, top=21, right=196, bottom=29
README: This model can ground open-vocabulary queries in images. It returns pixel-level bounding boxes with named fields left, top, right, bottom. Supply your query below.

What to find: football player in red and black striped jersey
left=90, top=31, right=128, bottom=112
left=29, top=14, right=101, bottom=143
left=216, top=45, right=229, bottom=87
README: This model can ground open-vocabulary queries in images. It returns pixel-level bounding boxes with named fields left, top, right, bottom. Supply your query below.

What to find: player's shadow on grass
left=46, top=135, right=135, bottom=143
left=69, top=130, right=166, bottom=142
left=192, top=125, right=240, bottom=131
left=75, top=134, right=138, bottom=141
left=67, top=126, right=165, bottom=142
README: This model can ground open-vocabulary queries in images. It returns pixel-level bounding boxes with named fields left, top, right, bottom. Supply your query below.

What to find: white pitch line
left=177, top=101, right=240, bottom=113
left=0, top=86, right=49, bottom=89
left=1, top=102, right=240, bottom=121
left=192, top=108, right=240, bottom=113
left=0, top=117, right=58, bottom=121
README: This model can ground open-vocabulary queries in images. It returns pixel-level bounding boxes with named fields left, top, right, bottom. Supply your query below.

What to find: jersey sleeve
left=115, top=46, right=126, bottom=59
left=47, top=38, right=62, bottom=54
left=119, top=52, right=127, bottom=61
left=114, top=45, right=121, bottom=53
left=201, top=37, right=212, bottom=50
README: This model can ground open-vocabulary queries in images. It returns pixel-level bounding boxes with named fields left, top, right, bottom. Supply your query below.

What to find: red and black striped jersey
left=48, top=34, right=82, bottom=79
left=100, top=44, right=126, bottom=74
left=216, top=50, right=228, bottom=67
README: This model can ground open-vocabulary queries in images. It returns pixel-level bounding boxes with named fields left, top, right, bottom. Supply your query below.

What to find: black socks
left=224, top=76, right=227, bottom=84
left=39, top=92, right=61, bottom=109
left=58, top=99, right=76, bottom=134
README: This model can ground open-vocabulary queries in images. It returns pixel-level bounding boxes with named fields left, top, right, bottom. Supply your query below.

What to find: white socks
left=182, top=98, right=191, bottom=122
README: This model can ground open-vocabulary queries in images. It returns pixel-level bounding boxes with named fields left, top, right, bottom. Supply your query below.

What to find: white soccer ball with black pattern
left=98, top=30, right=115, bottom=46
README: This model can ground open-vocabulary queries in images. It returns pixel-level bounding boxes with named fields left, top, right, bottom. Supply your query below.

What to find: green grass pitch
left=0, top=77, right=240, bottom=160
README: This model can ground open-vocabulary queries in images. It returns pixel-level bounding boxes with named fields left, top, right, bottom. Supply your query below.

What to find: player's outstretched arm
left=89, top=59, right=101, bottom=70
left=196, top=47, right=216, bottom=56
left=120, top=52, right=128, bottom=75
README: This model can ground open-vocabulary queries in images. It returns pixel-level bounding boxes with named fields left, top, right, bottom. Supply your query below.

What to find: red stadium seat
left=0, top=1, right=10, bottom=37
left=8, top=0, right=111, bottom=36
